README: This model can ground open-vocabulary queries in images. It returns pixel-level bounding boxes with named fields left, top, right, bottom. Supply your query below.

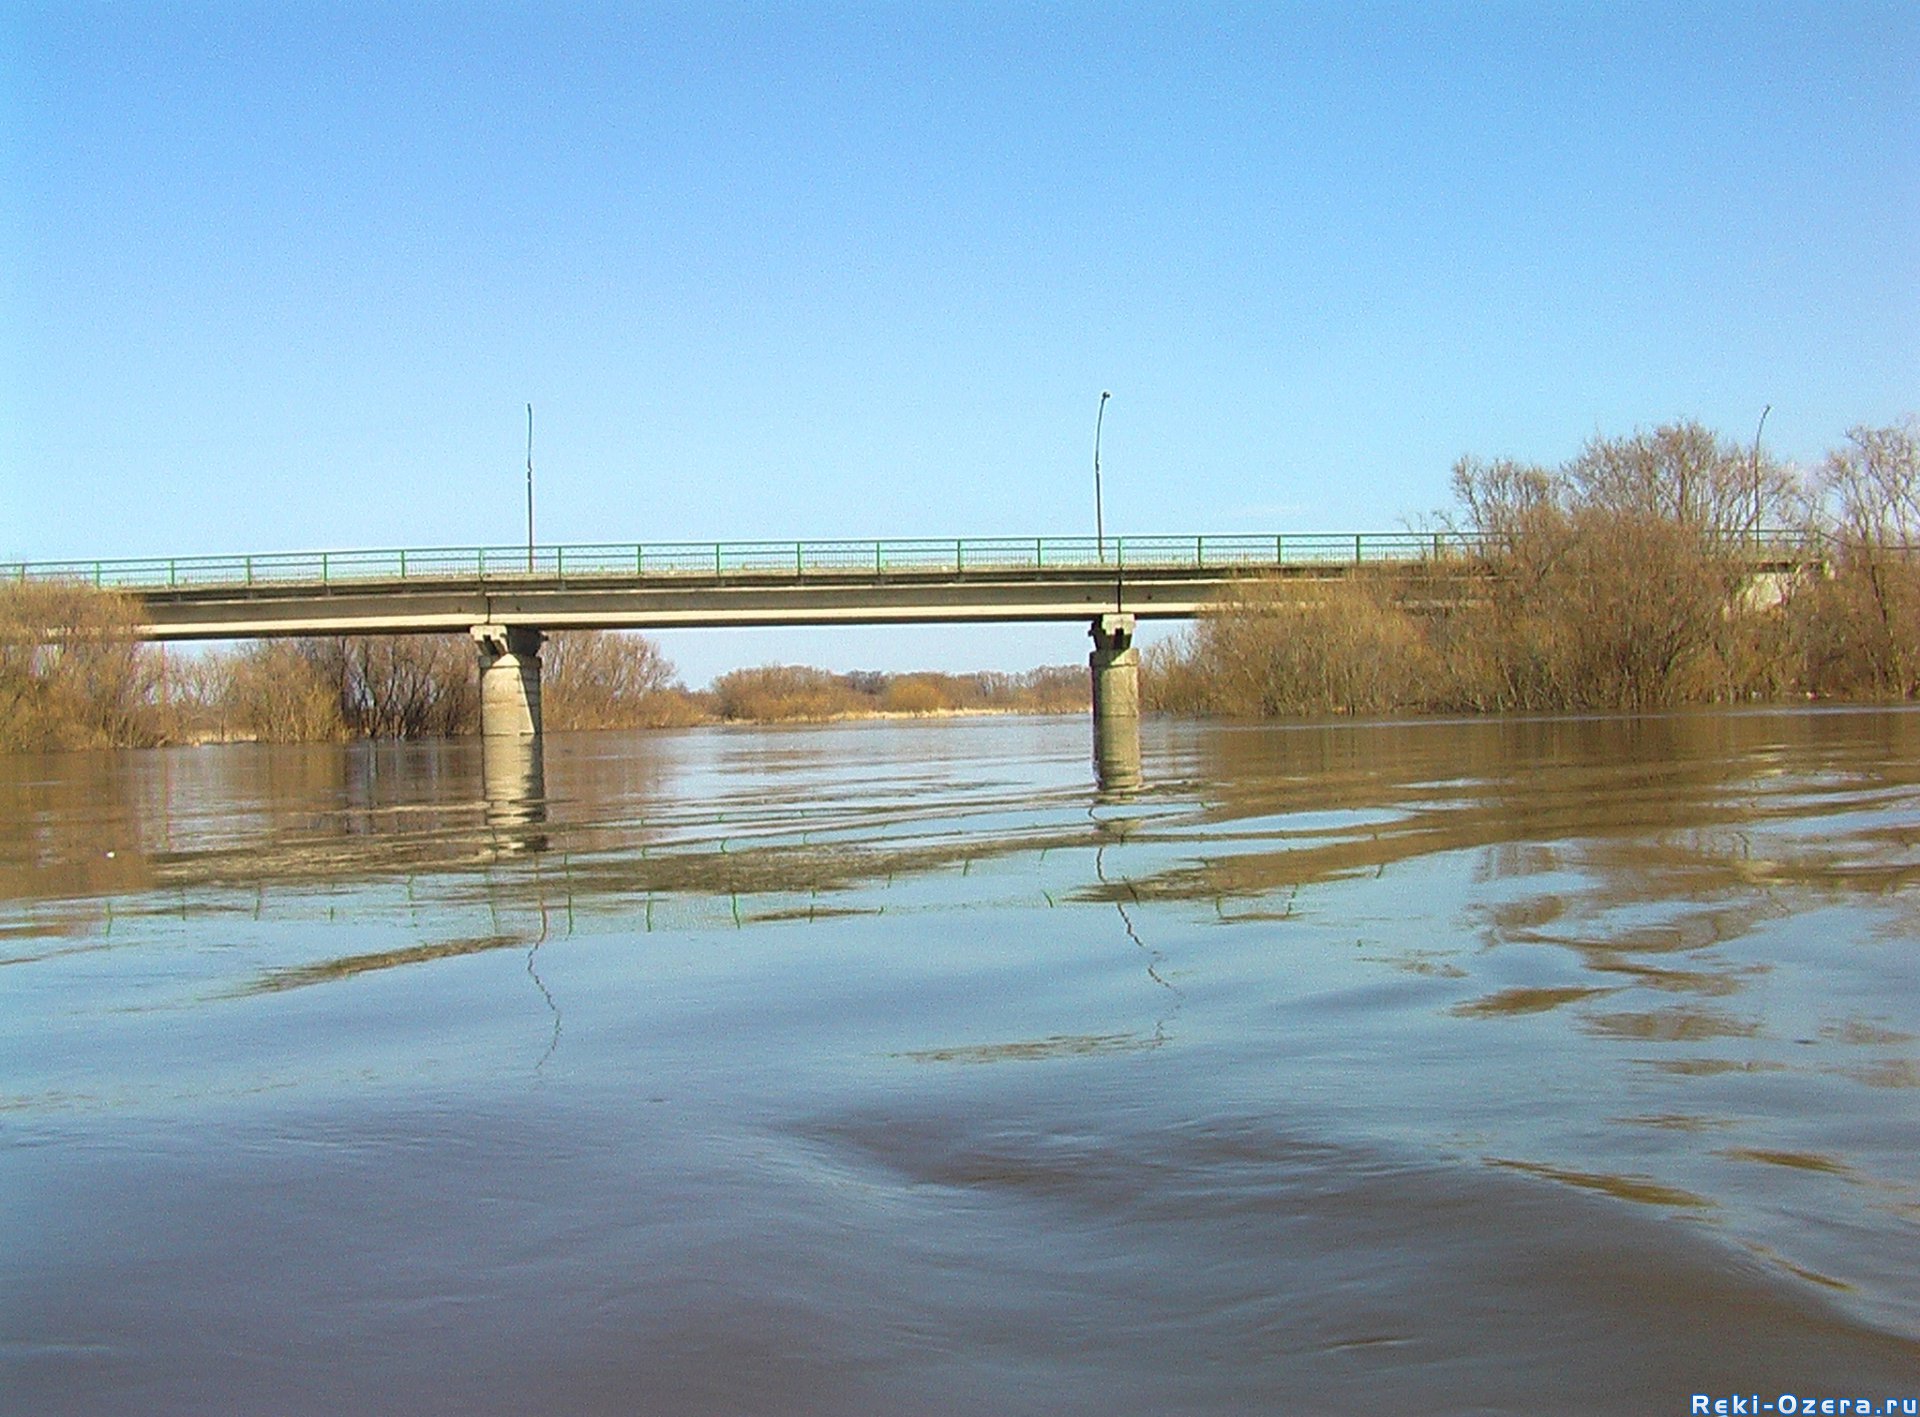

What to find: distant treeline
left=0, top=594, right=1090, bottom=752
left=709, top=664, right=1086, bottom=721
left=1146, top=418, right=1920, bottom=717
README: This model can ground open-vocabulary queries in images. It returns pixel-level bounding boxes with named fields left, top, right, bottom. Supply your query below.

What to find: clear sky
left=4, top=3, right=1915, bottom=685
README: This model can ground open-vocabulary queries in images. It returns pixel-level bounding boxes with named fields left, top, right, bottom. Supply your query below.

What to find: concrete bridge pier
left=473, top=624, right=545, bottom=739
left=1089, top=613, right=1142, bottom=791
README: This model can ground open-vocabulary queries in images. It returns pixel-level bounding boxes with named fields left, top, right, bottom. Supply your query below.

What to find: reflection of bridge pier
left=474, top=623, right=552, bottom=845
left=1089, top=613, right=1142, bottom=791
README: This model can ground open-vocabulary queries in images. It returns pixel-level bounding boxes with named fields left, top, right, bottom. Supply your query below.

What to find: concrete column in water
left=1088, top=612, right=1142, bottom=790
left=472, top=624, right=546, bottom=739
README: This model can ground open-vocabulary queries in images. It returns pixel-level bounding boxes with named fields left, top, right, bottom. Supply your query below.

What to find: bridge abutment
left=1089, top=613, right=1142, bottom=791
left=472, top=624, right=545, bottom=740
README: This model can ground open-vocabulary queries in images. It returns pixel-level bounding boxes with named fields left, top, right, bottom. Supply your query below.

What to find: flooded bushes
left=711, top=664, right=1089, bottom=721
left=221, top=642, right=348, bottom=742
left=328, top=636, right=479, bottom=739
left=712, top=665, right=866, bottom=721
left=0, top=582, right=166, bottom=751
left=543, top=631, right=705, bottom=729
left=1444, top=422, right=1795, bottom=711
left=1145, top=578, right=1440, bottom=717
left=213, top=635, right=476, bottom=741
left=241, top=631, right=705, bottom=739
left=1798, top=420, right=1920, bottom=697
left=1146, top=418, right=1920, bottom=718
left=0, top=609, right=700, bottom=747
left=10, top=415, right=1911, bottom=746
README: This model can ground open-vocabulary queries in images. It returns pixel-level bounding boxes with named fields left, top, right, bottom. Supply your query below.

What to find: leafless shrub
left=712, top=665, right=867, bottom=721
left=988, top=665, right=1089, bottom=713
left=1145, top=575, right=1441, bottom=717
left=1565, top=419, right=1794, bottom=531
left=543, top=630, right=704, bottom=729
left=709, top=663, right=1087, bottom=721
left=297, top=635, right=477, bottom=738
left=222, top=641, right=347, bottom=742
left=1799, top=418, right=1920, bottom=696
left=1441, top=425, right=1780, bottom=710
left=879, top=673, right=947, bottom=714
left=0, top=581, right=165, bottom=750
left=872, top=668, right=1089, bottom=714
left=1447, top=506, right=1740, bottom=711
left=1161, top=419, right=1868, bottom=718
left=155, top=649, right=233, bottom=740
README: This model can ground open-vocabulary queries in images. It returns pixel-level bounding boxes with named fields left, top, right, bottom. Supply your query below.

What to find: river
left=3, top=707, right=1916, bottom=1414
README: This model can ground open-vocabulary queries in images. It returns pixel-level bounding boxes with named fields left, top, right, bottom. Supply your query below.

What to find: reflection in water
left=1449, top=984, right=1615, bottom=1017
left=1485, top=1156, right=1716, bottom=1209
left=3, top=708, right=1918, bottom=1413
left=1093, top=803, right=1179, bottom=1017
left=896, top=1032, right=1163, bottom=1064
left=232, top=933, right=527, bottom=994
left=481, top=733, right=547, bottom=853
left=1093, top=715, right=1143, bottom=794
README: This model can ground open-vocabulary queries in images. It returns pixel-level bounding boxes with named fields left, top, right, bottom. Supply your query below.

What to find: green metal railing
left=1, top=529, right=1815, bottom=595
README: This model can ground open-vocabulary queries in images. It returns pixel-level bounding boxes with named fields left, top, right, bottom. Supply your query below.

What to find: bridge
left=5, top=530, right=1807, bottom=788
left=6, top=532, right=1474, bottom=638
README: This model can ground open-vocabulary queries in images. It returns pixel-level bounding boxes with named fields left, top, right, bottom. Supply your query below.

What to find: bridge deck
left=128, top=564, right=1319, bottom=638
left=3, top=531, right=1809, bottom=640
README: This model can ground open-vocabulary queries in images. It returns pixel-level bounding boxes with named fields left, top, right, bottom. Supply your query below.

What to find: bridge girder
left=129, top=566, right=1354, bottom=640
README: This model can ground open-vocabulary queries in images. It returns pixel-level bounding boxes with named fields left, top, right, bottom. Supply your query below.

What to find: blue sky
left=4, top=3, right=1915, bottom=683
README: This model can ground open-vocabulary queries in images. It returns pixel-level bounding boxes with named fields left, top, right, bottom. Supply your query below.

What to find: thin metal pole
left=1750, top=403, right=1771, bottom=543
left=1094, top=391, right=1111, bottom=564
left=526, top=403, right=536, bottom=573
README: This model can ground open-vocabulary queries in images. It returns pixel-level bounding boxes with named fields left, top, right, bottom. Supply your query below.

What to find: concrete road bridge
left=8, top=532, right=1488, bottom=639
left=5, top=530, right=1808, bottom=787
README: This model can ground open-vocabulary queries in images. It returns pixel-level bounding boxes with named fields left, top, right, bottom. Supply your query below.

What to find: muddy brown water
left=3, top=708, right=1917, bottom=1414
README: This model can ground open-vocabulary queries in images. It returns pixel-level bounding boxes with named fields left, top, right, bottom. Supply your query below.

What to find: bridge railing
left=2, top=529, right=1814, bottom=593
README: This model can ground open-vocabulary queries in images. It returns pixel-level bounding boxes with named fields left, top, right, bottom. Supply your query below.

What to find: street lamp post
left=526, top=403, right=535, bottom=573
left=1094, top=391, right=1111, bottom=564
left=1750, top=403, right=1771, bottom=545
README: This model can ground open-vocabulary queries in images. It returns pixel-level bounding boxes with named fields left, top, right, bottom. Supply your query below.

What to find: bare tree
left=1807, top=418, right=1920, bottom=695
left=0, top=582, right=164, bottom=750
left=1825, top=418, right=1920, bottom=549
left=1566, top=420, right=1793, bottom=533
left=543, top=631, right=692, bottom=730
left=303, top=635, right=478, bottom=738
left=223, top=640, right=346, bottom=742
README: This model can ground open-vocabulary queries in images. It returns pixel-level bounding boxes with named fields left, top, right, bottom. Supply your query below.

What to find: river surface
left=3, top=708, right=1917, bottom=1414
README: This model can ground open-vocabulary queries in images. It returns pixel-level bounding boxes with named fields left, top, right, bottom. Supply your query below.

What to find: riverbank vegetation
left=1145, top=418, right=1919, bottom=717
